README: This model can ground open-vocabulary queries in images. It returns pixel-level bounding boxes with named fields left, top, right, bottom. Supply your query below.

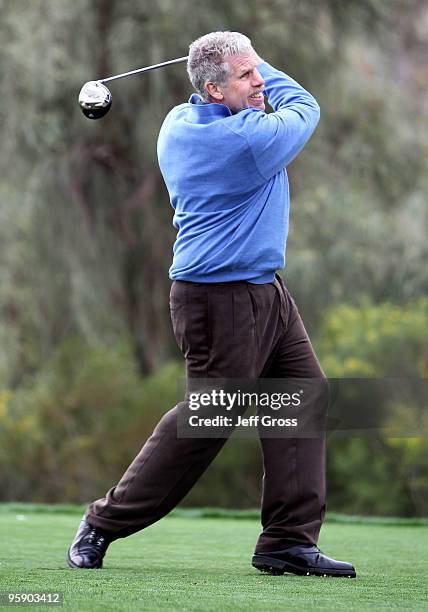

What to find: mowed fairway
left=0, top=509, right=427, bottom=611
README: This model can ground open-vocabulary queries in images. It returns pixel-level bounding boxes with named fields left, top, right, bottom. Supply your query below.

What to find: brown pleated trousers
left=87, top=275, right=326, bottom=553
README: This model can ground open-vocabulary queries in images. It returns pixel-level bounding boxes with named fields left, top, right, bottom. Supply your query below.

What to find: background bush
left=1, top=299, right=427, bottom=516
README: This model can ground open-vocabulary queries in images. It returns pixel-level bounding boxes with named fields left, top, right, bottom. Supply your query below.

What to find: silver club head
left=78, top=81, right=112, bottom=120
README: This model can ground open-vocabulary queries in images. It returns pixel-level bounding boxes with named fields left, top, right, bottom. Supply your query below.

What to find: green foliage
left=315, top=299, right=428, bottom=517
left=1, top=300, right=427, bottom=516
left=326, top=437, right=415, bottom=516
left=0, top=334, right=263, bottom=507
left=317, top=298, right=428, bottom=378
left=0, top=338, right=183, bottom=502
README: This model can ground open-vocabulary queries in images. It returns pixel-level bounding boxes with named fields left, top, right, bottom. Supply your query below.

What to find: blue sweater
left=157, top=62, right=320, bottom=283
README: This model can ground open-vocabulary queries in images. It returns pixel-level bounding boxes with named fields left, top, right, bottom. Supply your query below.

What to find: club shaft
left=100, top=56, right=188, bottom=84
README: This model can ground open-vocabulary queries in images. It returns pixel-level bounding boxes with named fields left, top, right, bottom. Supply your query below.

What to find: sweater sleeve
left=246, top=62, right=320, bottom=179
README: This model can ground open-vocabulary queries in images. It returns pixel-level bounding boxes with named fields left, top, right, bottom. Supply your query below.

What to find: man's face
left=207, top=52, right=265, bottom=114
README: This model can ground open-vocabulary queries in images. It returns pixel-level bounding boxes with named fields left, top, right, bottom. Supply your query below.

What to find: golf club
left=78, top=56, right=188, bottom=120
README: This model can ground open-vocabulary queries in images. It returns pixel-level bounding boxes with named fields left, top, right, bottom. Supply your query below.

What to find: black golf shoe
left=252, top=544, right=356, bottom=578
left=67, top=515, right=111, bottom=569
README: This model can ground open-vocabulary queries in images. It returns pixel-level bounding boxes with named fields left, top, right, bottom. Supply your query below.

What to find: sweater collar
left=187, top=93, right=232, bottom=123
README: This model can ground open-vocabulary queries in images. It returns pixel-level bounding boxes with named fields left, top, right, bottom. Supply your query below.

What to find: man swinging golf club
left=68, top=31, right=356, bottom=578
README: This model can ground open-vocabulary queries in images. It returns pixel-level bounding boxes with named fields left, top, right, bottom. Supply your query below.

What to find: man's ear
left=205, top=81, right=224, bottom=102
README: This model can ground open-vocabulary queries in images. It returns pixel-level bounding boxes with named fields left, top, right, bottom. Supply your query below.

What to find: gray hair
left=187, top=31, right=253, bottom=102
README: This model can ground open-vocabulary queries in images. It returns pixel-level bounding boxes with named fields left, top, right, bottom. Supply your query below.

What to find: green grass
left=0, top=508, right=427, bottom=611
